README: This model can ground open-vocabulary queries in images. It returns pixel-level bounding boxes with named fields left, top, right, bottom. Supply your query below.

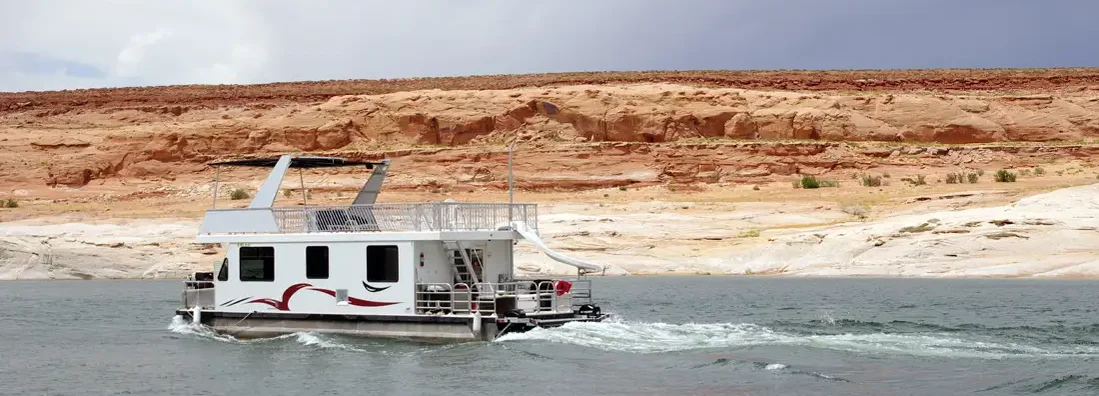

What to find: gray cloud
left=1, top=0, right=1096, bottom=92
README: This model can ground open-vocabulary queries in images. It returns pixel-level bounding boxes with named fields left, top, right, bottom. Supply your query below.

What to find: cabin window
left=306, top=246, right=329, bottom=279
left=366, top=245, right=399, bottom=283
left=216, top=258, right=228, bottom=281
left=239, top=246, right=275, bottom=282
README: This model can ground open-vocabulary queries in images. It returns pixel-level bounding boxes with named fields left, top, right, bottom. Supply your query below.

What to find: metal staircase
left=444, top=241, right=481, bottom=286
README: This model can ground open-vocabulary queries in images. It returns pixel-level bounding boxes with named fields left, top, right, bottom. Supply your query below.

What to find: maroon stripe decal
left=239, top=283, right=399, bottom=310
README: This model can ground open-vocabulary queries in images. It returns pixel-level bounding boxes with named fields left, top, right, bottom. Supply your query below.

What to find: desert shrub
left=842, top=204, right=868, bottom=220
left=3, top=199, right=17, bottom=208
left=230, top=188, right=251, bottom=200
left=900, top=222, right=935, bottom=233
left=801, top=176, right=820, bottom=189
left=1020, top=169, right=1032, bottom=177
left=947, top=172, right=979, bottom=184
left=819, top=179, right=840, bottom=188
left=738, top=230, right=760, bottom=238
left=1034, top=167, right=1045, bottom=176
left=902, top=175, right=927, bottom=186
left=994, top=169, right=1017, bottom=183
left=860, top=174, right=882, bottom=187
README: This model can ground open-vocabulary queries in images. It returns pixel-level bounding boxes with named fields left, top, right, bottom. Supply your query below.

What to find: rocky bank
left=2, top=182, right=1098, bottom=280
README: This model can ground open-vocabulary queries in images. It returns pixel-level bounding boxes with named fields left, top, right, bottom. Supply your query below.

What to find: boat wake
left=686, top=357, right=850, bottom=382
left=980, top=374, right=1099, bottom=394
left=167, top=315, right=367, bottom=352
left=493, top=317, right=1099, bottom=359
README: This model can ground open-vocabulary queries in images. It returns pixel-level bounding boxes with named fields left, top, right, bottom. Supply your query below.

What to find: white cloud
left=115, top=29, right=170, bottom=78
left=0, top=0, right=273, bottom=90
left=0, top=0, right=1097, bottom=92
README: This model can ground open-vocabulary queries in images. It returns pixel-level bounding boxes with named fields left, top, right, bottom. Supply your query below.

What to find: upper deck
left=198, top=154, right=538, bottom=241
left=198, top=202, right=538, bottom=236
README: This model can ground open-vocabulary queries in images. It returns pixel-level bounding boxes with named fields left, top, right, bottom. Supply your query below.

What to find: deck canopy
left=209, top=156, right=383, bottom=169
left=207, top=154, right=391, bottom=209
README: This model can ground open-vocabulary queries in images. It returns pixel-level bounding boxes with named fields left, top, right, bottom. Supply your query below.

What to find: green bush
left=801, top=176, right=820, bottom=189
left=947, top=172, right=980, bottom=184
left=3, top=199, right=17, bottom=208
left=797, top=176, right=840, bottom=189
left=994, top=169, right=1017, bottom=183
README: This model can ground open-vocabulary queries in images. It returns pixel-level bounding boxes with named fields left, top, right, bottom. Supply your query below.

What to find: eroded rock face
left=3, top=83, right=1099, bottom=187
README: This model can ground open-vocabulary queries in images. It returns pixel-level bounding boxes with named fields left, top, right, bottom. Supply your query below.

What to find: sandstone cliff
left=2, top=80, right=1099, bottom=190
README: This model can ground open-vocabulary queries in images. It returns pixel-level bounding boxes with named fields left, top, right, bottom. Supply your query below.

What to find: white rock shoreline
left=2, top=183, right=1098, bottom=280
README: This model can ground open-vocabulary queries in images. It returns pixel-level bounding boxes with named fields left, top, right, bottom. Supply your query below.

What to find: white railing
left=181, top=280, right=215, bottom=308
left=202, top=202, right=537, bottom=234
left=414, top=279, right=587, bottom=316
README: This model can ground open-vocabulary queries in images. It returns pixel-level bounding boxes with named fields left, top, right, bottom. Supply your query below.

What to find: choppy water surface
left=1, top=277, right=1098, bottom=395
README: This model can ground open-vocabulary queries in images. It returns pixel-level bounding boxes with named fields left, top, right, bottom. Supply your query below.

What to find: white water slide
left=510, top=221, right=602, bottom=272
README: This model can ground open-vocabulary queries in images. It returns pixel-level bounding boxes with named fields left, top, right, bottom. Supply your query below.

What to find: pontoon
left=176, top=154, right=608, bottom=341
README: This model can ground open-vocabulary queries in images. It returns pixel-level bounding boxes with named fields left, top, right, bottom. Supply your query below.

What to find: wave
left=167, top=315, right=364, bottom=351
left=782, top=318, right=1099, bottom=333
left=494, top=318, right=1099, bottom=359
left=495, top=319, right=787, bottom=353
left=980, top=374, right=1099, bottom=394
left=167, top=315, right=257, bottom=343
left=686, top=358, right=850, bottom=383
left=167, top=315, right=467, bottom=354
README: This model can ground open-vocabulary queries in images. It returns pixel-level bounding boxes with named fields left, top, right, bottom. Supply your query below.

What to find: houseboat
left=176, top=154, right=608, bottom=341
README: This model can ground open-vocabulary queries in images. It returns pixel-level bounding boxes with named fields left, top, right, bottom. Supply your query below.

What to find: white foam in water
left=495, top=318, right=787, bottom=353
left=494, top=318, right=1099, bottom=359
left=168, top=315, right=363, bottom=351
left=764, top=363, right=787, bottom=370
left=168, top=315, right=244, bottom=343
left=294, top=332, right=368, bottom=352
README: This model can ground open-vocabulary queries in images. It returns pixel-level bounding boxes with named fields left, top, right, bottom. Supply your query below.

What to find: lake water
left=1, top=277, right=1098, bottom=395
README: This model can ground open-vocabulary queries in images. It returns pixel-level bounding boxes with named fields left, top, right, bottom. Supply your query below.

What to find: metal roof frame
left=209, top=156, right=383, bottom=169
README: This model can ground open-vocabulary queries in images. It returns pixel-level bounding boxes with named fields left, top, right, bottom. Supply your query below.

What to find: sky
left=1, top=0, right=1097, bottom=92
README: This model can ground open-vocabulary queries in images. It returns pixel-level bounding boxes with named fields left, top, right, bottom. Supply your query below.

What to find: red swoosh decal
left=308, top=287, right=399, bottom=307
left=240, top=284, right=400, bottom=310
left=247, top=298, right=279, bottom=308
left=278, top=283, right=312, bottom=310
